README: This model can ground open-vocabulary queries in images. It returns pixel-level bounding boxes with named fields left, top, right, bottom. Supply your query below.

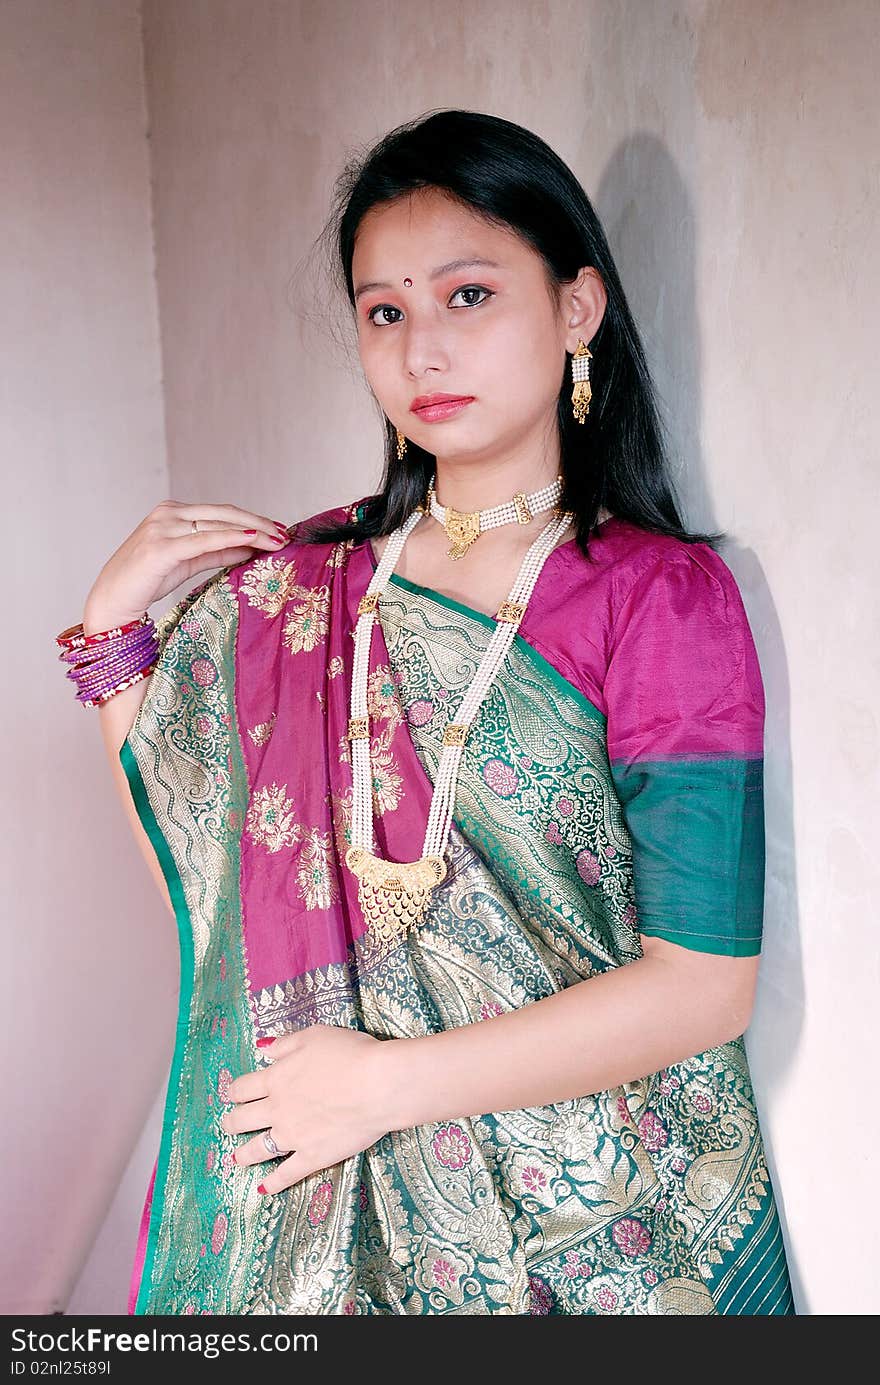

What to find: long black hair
left=304, top=108, right=723, bottom=558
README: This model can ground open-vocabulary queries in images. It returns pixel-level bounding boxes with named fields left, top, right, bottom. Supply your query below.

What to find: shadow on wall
left=593, top=134, right=807, bottom=1311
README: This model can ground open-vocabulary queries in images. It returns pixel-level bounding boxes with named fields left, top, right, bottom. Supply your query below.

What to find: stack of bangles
left=55, top=612, right=159, bottom=708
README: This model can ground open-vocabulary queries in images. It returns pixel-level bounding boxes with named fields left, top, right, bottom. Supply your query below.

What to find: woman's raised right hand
left=83, top=499, right=291, bottom=630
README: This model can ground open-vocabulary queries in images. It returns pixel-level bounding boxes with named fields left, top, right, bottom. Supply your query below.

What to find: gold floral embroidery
left=283, top=585, right=330, bottom=655
left=330, top=789, right=353, bottom=859
left=367, top=664, right=405, bottom=731
left=244, top=783, right=302, bottom=853
left=370, top=732, right=403, bottom=815
left=239, top=557, right=299, bottom=616
left=247, top=711, right=277, bottom=747
left=297, top=829, right=338, bottom=910
left=326, top=539, right=355, bottom=569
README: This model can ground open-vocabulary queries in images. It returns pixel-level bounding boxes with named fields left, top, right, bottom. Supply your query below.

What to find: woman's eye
left=366, top=304, right=404, bottom=326
left=449, top=284, right=493, bottom=308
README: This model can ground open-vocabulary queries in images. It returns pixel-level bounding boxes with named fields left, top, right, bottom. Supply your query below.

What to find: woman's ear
left=562, top=267, right=607, bottom=353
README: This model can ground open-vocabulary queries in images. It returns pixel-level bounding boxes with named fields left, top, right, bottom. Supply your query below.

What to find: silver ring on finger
left=262, top=1129, right=289, bottom=1158
left=191, top=519, right=198, bottom=535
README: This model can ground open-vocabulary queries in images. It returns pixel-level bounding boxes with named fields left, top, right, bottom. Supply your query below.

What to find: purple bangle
left=69, top=656, right=154, bottom=696
left=74, top=651, right=158, bottom=704
left=70, top=639, right=159, bottom=692
left=62, top=629, right=158, bottom=678
left=60, top=627, right=157, bottom=675
left=62, top=623, right=159, bottom=704
left=57, top=611, right=163, bottom=708
left=77, top=661, right=158, bottom=708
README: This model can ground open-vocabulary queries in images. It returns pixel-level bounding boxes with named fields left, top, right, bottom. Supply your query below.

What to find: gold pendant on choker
left=443, top=507, right=481, bottom=560
left=345, top=847, right=448, bottom=943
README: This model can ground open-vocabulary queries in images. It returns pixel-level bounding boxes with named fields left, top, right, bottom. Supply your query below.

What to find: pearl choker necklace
left=345, top=498, right=573, bottom=948
left=428, top=474, right=564, bottom=559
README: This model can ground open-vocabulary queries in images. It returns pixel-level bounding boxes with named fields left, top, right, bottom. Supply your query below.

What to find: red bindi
left=403, top=277, right=412, bottom=287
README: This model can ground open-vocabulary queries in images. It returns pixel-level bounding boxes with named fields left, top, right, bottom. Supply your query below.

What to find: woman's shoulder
left=570, top=515, right=740, bottom=607
left=281, top=495, right=367, bottom=540
left=530, top=516, right=757, bottom=719
left=546, top=516, right=744, bottom=638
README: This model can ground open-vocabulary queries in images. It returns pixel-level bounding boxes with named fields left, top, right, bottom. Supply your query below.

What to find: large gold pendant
left=443, top=507, right=481, bottom=560
left=345, top=847, right=447, bottom=944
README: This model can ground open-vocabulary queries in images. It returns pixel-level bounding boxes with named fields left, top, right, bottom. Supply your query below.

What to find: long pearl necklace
left=428, top=474, right=563, bottom=559
left=345, top=499, right=574, bottom=946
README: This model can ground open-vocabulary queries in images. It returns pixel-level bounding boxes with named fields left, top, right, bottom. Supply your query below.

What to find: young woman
left=61, top=109, right=795, bottom=1315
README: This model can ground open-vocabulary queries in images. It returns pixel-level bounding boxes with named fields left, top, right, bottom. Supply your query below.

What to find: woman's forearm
left=375, top=945, right=758, bottom=1131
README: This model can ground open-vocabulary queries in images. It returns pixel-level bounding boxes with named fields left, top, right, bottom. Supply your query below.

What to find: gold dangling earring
left=395, top=427, right=408, bottom=461
left=571, top=339, right=592, bottom=424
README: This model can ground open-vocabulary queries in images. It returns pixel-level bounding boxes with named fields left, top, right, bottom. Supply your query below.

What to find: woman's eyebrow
left=354, top=257, right=502, bottom=301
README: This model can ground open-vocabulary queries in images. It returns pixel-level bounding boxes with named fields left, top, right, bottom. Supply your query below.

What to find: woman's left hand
left=220, top=1025, right=393, bottom=1193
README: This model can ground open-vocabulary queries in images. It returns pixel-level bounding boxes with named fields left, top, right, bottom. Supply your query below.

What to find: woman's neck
left=432, top=455, right=560, bottom=513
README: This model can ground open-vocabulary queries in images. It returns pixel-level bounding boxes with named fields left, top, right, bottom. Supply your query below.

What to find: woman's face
left=351, top=187, right=589, bottom=467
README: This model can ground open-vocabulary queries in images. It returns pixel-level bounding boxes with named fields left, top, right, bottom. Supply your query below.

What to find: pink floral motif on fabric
left=190, top=658, right=217, bottom=687
left=406, top=698, right=435, bottom=727
left=522, top=1166, right=548, bottom=1194
left=432, top=1124, right=473, bottom=1170
left=638, top=1110, right=669, bottom=1152
left=612, top=1217, right=652, bottom=1258
left=481, top=758, right=519, bottom=797
left=308, top=1180, right=333, bottom=1226
left=528, top=1275, right=553, bottom=1314
left=562, top=1250, right=592, bottom=1278
left=432, top=1258, right=458, bottom=1291
left=211, top=1213, right=228, bottom=1255
left=576, top=848, right=601, bottom=885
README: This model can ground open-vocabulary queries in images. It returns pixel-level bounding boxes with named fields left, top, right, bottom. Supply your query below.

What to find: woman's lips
left=410, top=396, right=475, bottom=422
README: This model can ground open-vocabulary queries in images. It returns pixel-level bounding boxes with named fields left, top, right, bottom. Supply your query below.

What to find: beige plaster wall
left=1, top=0, right=174, bottom=1313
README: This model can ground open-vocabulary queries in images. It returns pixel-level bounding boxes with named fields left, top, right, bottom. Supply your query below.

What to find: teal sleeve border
left=637, top=923, right=762, bottom=958
left=119, top=737, right=196, bottom=1315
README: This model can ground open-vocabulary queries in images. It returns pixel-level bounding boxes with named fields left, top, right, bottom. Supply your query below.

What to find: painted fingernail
left=274, top=521, right=288, bottom=532
left=256, top=1037, right=276, bottom=1048
left=231, top=1150, right=238, bottom=1164
left=243, top=528, right=257, bottom=534
left=271, top=533, right=286, bottom=543
left=257, top=1183, right=268, bottom=1195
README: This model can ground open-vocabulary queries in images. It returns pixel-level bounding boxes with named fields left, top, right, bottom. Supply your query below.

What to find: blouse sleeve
left=603, top=548, right=766, bottom=957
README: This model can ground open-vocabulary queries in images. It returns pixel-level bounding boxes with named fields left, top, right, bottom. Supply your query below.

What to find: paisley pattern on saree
left=123, top=523, right=794, bottom=1315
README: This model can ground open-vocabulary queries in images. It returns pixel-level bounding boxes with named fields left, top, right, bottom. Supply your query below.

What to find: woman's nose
left=401, top=317, right=451, bottom=378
